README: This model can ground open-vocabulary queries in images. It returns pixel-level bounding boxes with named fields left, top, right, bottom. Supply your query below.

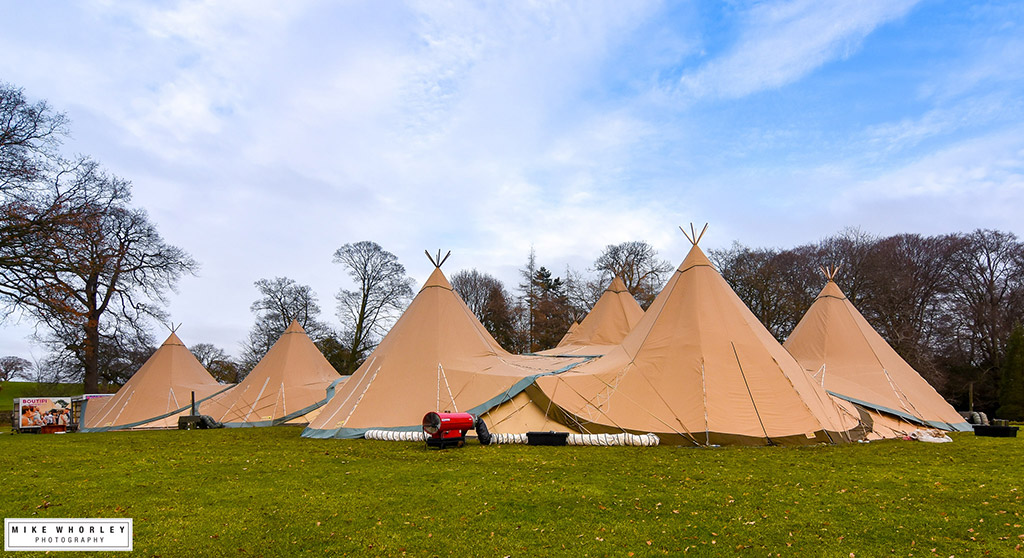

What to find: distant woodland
left=709, top=228, right=1024, bottom=418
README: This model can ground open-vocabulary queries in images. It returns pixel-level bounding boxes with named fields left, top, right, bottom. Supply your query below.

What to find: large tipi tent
left=550, top=276, right=644, bottom=354
left=526, top=227, right=863, bottom=445
left=784, top=269, right=970, bottom=432
left=201, top=320, right=344, bottom=427
left=556, top=321, right=579, bottom=347
left=80, top=332, right=232, bottom=432
left=302, top=259, right=588, bottom=439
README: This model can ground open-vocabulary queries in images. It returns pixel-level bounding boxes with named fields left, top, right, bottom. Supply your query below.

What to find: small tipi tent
left=201, top=320, right=344, bottom=427
left=80, top=332, right=231, bottom=432
left=530, top=226, right=862, bottom=445
left=302, top=254, right=588, bottom=439
left=784, top=268, right=970, bottom=431
left=551, top=276, right=644, bottom=353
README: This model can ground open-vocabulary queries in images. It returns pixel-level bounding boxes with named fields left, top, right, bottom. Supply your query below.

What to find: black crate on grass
left=527, top=431, right=569, bottom=446
left=973, top=425, right=1018, bottom=437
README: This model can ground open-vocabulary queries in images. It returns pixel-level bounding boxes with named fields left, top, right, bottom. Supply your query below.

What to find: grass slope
left=0, top=382, right=84, bottom=413
left=1, top=428, right=1021, bottom=557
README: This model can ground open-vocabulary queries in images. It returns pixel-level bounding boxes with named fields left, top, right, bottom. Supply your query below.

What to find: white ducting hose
left=489, top=432, right=530, bottom=444
left=486, top=432, right=660, bottom=446
left=365, top=429, right=427, bottom=442
left=363, top=429, right=660, bottom=446
left=568, top=433, right=660, bottom=446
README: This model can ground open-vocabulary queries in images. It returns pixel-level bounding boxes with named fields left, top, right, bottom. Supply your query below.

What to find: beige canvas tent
left=556, top=321, right=580, bottom=347
left=550, top=276, right=644, bottom=355
left=524, top=231, right=863, bottom=446
left=201, top=320, right=344, bottom=427
left=784, top=271, right=970, bottom=432
left=481, top=390, right=582, bottom=434
left=80, top=332, right=232, bottom=432
left=302, top=263, right=589, bottom=439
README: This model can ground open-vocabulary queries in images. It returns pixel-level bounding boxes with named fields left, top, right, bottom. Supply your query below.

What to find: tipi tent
left=480, top=389, right=582, bottom=434
left=80, top=332, right=231, bottom=432
left=302, top=260, right=589, bottom=439
left=783, top=270, right=970, bottom=432
left=527, top=228, right=862, bottom=446
left=556, top=321, right=580, bottom=347
left=201, top=320, right=344, bottom=427
left=550, top=276, right=644, bottom=354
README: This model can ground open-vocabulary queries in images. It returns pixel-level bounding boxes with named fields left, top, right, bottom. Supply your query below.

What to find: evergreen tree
left=517, top=248, right=538, bottom=350
left=527, top=266, right=572, bottom=352
left=997, top=324, right=1024, bottom=420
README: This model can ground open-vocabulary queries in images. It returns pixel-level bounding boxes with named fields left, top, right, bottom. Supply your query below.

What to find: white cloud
left=679, top=0, right=918, bottom=99
left=3, top=0, right=1023, bottom=359
left=863, top=93, right=1019, bottom=155
left=844, top=128, right=1024, bottom=203
left=921, top=36, right=1024, bottom=103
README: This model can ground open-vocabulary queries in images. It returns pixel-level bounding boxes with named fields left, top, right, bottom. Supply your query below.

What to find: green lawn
left=1, top=427, right=1021, bottom=557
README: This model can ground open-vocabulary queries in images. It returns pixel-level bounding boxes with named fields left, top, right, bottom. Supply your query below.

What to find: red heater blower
left=422, top=412, right=475, bottom=449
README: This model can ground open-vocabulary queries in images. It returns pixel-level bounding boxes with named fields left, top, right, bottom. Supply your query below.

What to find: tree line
left=444, top=229, right=1024, bottom=419
left=448, top=241, right=673, bottom=354
left=2, top=82, right=1021, bottom=419
left=709, top=228, right=1024, bottom=419
left=193, top=240, right=673, bottom=382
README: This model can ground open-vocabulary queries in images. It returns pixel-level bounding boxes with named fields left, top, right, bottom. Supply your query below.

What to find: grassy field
left=1, top=427, right=1021, bottom=557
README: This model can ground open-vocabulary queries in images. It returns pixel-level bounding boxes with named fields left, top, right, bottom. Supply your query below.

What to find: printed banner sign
left=16, top=397, right=73, bottom=429
left=5, top=518, right=133, bottom=551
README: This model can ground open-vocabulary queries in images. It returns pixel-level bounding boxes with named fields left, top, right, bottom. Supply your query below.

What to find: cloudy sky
left=2, top=0, right=1022, bottom=361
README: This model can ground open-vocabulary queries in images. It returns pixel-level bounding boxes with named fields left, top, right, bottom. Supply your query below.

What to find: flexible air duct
left=365, top=430, right=427, bottom=442
left=487, top=432, right=660, bottom=446
left=363, top=429, right=660, bottom=446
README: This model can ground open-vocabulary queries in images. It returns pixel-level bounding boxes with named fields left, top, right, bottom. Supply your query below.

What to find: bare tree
left=816, top=227, right=877, bottom=307
left=240, top=277, right=329, bottom=370
left=0, top=355, right=31, bottom=383
left=0, top=158, right=197, bottom=392
left=314, top=336, right=353, bottom=377
left=250, top=277, right=328, bottom=334
left=563, top=266, right=604, bottom=321
left=945, top=230, right=1024, bottom=372
left=191, top=342, right=241, bottom=384
left=857, top=233, right=963, bottom=391
left=1, top=84, right=70, bottom=285
left=191, top=342, right=230, bottom=370
left=517, top=247, right=538, bottom=349
left=593, top=241, right=673, bottom=309
left=481, top=282, right=522, bottom=353
left=450, top=269, right=499, bottom=318
left=38, top=321, right=156, bottom=386
left=451, top=269, right=519, bottom=352
left=334, top=241, right=413, bottom=373
left=0, top=82, right=68, bottom=193
left=711, top=242, right=818, bottom=341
